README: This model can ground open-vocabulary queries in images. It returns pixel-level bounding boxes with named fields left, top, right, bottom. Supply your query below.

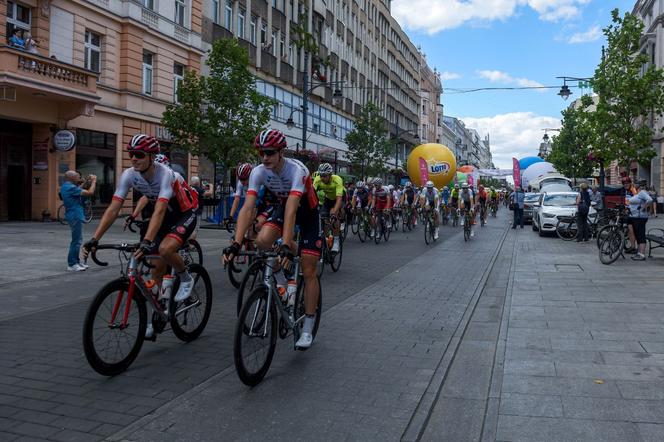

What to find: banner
left=478, top=168, right=513, bottom=177
left=512, top=158, right=521, bottom=189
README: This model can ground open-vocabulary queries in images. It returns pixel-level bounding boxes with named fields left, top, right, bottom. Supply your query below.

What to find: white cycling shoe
left=174, top=276, right=194, bottom=301
left=295, top=332, right=313, bottom=349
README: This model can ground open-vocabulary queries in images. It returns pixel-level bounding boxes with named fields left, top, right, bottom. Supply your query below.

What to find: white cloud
left=461, top=112, right=561, bottom=169
left=392, top=0, right=590, bottom=34
left=567, top=25, right=602, bottom=43
left=440, top=71, right=462, bottom=81
left=477, top=70, right=545, bottom=88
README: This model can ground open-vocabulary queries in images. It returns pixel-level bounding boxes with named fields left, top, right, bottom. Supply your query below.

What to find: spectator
left=189, top=176, right=208, bottom=236
left=649, top=186, right=658, bottom=218
left=575, top=182, right=592, bottom=242
left=61, top=170, right=96, bottom=271
left=627, top=179, right=653, bottom=261
left=23, top=31, right=38, bottom=54
left=8, top=28, right=24, bottom=49
left=591, top=185, right=603, bottom=212
left=511, top=187, right=525, bottom=229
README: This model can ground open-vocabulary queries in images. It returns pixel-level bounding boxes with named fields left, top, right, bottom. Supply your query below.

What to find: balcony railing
left=0, top=46, right=98, bottom=97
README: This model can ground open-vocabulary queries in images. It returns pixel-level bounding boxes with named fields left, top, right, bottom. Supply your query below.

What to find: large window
left=224, top=0, right=232, bottom=30
left=76, top=129, right=117, bottom=207
left=212, top=0, right=220, bottom=24
left=175, top=0, right=186, bottom=26
left=250, top=16, right=257, bottom=45
left=6, top=1, right=31, bottom=42
left=143, top=0, right=154, bottom=9
left=142, top=52, right=153, bottom=95
left=84, top=31, right=101, bottom=73
left=237, top=9, right=245, bottom=39
left=173, top=63, right=184, bottom=103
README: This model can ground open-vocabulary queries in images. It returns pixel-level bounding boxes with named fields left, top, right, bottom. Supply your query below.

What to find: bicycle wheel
left=357, top=216, right=367, bottom=243
left=424, top=218, right=432, bottom=245
left=182, top=239, right=203, bottom=266
left=596, top=225, right=614, bottom=248
left=237, top=259, right=265, bottom=316
left=599, top=230, right=625, bottom=265
left=351, top=212, right=359, bottom=235
left=556, top=219, right=577, bottom=241
left=84, top=201, right=93, bottom=223
left=82, top=278, right=147, bottom=376
left=293, top=276, right=322, bottom=350
left=374, top=217, right=382, bottom=244
left=57, top=205, right=67, bottom=225
left=330, top=239, right=343, bottom=272
left=234, top=286, right=278, bottom=386
left=464, top=220, right=470, bottom=242
left=169, top=264, right=213, bottom=342
left=383, top=217, right=391, bottom=242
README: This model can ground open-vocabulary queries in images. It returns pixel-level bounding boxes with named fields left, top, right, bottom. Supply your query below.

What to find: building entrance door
left=0, top=119, right=32, bottom=221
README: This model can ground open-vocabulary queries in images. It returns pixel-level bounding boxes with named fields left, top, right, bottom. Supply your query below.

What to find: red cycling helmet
left=237, top=163, right=253, bottom=180
left=128, top=134, right=160, bottom=154
left=254, top=129, right=287, bottom=151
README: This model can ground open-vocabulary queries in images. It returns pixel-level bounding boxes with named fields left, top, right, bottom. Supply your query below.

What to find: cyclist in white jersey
left=223, top=129, right=321, bottom=349
left=83, top=135, right=198, bottom=306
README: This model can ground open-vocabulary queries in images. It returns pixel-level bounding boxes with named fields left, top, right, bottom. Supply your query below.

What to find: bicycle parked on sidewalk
left=82, top=244, right=212, bottom=376
left=57, top=198, right=93, bottom=225
left=598, top=206, right=632, bottom=265
left=234, top=249, right=321, bottom=386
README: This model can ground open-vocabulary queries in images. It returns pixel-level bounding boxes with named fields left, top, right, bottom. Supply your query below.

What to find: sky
left=392, top=0, right=635, bottom=169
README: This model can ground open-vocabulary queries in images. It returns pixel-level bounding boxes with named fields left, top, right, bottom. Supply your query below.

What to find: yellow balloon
left=406, top=143, right=457, bottom=188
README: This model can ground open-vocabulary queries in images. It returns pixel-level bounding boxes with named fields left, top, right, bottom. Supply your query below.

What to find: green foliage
left=161, top=38, right=275, bottom=168
left=344, top=102, right=392, bottom=179
left=585, top=9, right=664, bottom=165
left=548, top=106, right=595, bottom=179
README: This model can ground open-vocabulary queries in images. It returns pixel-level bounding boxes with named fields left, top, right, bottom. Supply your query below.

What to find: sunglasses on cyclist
left=259, top=150, right=278, bottom=157
left=129, top=151, right=147, bottom=159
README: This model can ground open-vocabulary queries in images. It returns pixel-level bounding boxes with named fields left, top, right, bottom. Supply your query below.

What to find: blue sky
left=392, top=0, right=635, bottom=168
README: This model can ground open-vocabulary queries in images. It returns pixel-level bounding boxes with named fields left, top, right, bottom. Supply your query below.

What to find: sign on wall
left=53, top=130, right=76, bottom=152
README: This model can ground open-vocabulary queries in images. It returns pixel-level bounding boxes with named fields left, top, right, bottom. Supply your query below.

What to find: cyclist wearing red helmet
left=223, top=128, right=321, bottom=349
left=83, top=134, right=199, bottom=314
left=228, top=163, right=253, bottom=220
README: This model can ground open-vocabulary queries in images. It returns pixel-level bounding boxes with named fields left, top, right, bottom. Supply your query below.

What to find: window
left=173, top=63, right=184, bottom=102
left=6, top=1, right=31, bottom=39
left=261, top=22, right=267, bottom=44
left=237, top=9, right=245, bottom=38
left=250, top=16, right=257, bottom=45
left=84, top=31, right=101, bottom=73
left=280, top=36, right=285, bottom=59
left=143, top=0, right=154, bottom=9
left=224, top=0, right=232, bottom=30
left=271, top=30, right=277, bottom=56
left=212, top=0, right=220, bottom=23
left=175, top=0, right=186, bottom=26
left=142, top=52, right=153, bottom=95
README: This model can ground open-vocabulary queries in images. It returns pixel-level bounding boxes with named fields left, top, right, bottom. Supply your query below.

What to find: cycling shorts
left=140, top=209, right=197, bottom=251
left=265, top=203, right=322, bottom=258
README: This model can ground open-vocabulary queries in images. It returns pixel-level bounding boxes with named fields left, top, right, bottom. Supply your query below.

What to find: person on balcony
left=8, top=28, right=24, bottom=49
left=23, top=31, right=39, bottom=54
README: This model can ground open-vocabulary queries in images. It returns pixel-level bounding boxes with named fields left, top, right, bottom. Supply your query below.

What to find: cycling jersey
left=313, top=174, right=344, bottom=201
left=478, top=190, right=488, bottom=202
left=460, top=189, right=472, bottom=207
left=441, top=189, right=450, bottom=204
left=113, top=162, right=198, bottom=214
left=354, top=187, right=370, bottom=207
left=234, top=180, right=247, bottom=198
left=420, top=189, right=439, bottom=207
left=403, top=188, right=416, bottom=205
left=490, top=191, right=498, bottom=200
left=246, top=158, right=317, bottom=209
left=372, top=186, right=390, bottom=210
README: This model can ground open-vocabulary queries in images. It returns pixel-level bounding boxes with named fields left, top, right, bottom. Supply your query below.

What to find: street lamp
left=556, top=76, right=593, bottom=101
left=285, top=86, right=344, bottom=132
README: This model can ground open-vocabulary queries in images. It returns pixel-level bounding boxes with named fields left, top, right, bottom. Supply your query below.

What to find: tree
left=344, top=102, right=392, bottom=179
left=162, top=38, right=275, bottom=177
left=548, top=105, right=595, bottom=181
left=585, top=9, right=664, bottom=166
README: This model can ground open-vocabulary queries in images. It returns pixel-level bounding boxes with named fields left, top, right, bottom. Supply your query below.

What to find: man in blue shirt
left=511, top=187, right=525, bottom=229
left=60, top=171, right=96, bottom=271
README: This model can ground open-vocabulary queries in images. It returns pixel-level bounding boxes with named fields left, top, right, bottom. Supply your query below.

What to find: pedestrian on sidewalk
left=511, top=187, right=525, bottom=229
left=61, top=170, right=96, bottom=271
left=576, top=182, right=592, bottom=242
left=627, top=179, right=652, bottom=261
left=648, top=186, right=658, bottom=218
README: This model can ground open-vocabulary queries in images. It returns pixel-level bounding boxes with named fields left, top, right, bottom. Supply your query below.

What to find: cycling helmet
left=388, top=185, right=394, bottom=191
left=461, top=183, right=469, bottom=189
left=356, top=180, right=365, bottom=188
left=479, top=184, right=484, bottom=191
left=254, top=129, right=287, bottom=150
left=405, top=181, right=412, bottom=188
left=318, top=163, right=333, bottom=175
left=237, top=163, right=253, bottom=180
left=426, top=180, right=434, bottom=188
left=374, top=178, right=383, bottom=186
left=454, top=184, right=459, bottom=189
left=128, top=134, right=160, bottom=154
left=154, top=154, right=170, bottom=166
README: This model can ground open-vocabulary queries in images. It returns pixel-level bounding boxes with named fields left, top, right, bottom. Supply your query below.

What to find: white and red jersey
left=234, top=180, right=247, bottom=198
left=246, top=158, right=318, bottom=209
left=372, top=186, right=390, bottom=210
left=113, top=162, right=198, bottom=213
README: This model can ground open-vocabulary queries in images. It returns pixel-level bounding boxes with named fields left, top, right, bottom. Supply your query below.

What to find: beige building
left=200, top=0, right=421, bottom=176
left=1, top=0, right=204, bottom=220
left=418, top=57, right=441, bottom=145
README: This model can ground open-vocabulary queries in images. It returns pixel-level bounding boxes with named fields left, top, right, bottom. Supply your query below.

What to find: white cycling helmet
left=318, top=163, right=333, bottom=175
left=356, top=180, right=365, bottom=188
left=405, top=181, right=412, bottom=188
left=461, top=183, right=469, bottom=189
left=426, top=180, right=434, bottom=188
left=374, top=177, right=383, bottom=186
left=388, top=185, right=394, bottom=191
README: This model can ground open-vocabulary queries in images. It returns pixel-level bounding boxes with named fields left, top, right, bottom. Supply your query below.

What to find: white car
left=532, top=192, right=596, bottom=236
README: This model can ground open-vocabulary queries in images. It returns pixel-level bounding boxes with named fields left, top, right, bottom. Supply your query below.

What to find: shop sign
left=32, top=141, right=49, bottom=170
left=53, top=130, right=76, bottom=152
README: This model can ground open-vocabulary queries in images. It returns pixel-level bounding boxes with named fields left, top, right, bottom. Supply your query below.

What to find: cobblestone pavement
left=0, top=213, right=507, bottom=442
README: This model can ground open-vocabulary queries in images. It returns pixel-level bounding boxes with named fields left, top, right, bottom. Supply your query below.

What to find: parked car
left=523, top=193, right=540, bottom=224
left=532, top=191, right=596, bottom=237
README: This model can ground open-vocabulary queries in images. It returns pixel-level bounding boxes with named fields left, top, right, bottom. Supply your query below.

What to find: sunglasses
left=259, top=150, right=278, bottom=157
left=129, top=151, right=147, bottom=159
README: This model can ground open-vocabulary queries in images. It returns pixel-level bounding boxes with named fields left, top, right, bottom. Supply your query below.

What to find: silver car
left=523, top=193, right=540, bottom=224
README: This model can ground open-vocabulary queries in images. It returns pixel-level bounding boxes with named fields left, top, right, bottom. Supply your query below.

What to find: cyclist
left=420, top=181, right=440, bottom=240
left=489, top=187, right=498, bottom=215
left=83, top=134, right=199, bottom=305
left=313, top=163, right=344, bottom=253
left=440, top=185, right=451, bottom=222
left=450, top=184, right=460, bottom=225
left=352, top=180, right=370, bottom=213
left=228, top=163, right=253, bottom=220
left=477, top=184, right=488, bottom=225
left=223, top=129, right=320, bottom=349
left=368, top=177, right=392, bottom=238
left=458, top=183, right=475, bottom=237
left=400, top=181, right=417, bottom=227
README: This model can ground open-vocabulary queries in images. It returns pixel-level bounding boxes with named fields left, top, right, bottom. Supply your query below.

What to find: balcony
left=0, top=46, right=100, bottom=117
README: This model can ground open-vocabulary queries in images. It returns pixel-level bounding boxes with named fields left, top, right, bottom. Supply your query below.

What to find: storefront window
left=76, top=129, right=116, bottom=208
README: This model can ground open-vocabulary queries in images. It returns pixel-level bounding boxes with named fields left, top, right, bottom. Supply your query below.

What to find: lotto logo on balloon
left=407, top=143, right=457, bottom=188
